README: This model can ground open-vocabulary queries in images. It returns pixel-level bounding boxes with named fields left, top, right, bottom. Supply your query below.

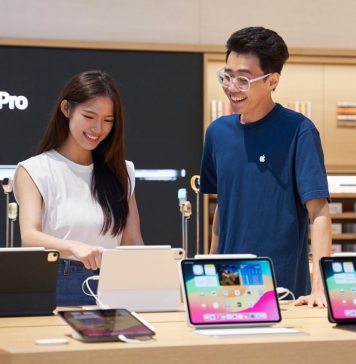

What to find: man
left=200, top=26, right=332, bottom=307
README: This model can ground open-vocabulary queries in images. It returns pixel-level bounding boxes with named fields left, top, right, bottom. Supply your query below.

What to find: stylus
left=332, top=252, right=356, bottom=257
left=194, top=254, right=257, bottom=259
left=35, top=338, right=69, bottom=345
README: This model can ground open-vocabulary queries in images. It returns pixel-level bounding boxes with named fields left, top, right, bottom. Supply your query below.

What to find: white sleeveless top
left=14, top=150, right=135, bottom=249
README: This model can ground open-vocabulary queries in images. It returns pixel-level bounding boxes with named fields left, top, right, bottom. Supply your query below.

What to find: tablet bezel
left=180, top=257, right=282, bottom=328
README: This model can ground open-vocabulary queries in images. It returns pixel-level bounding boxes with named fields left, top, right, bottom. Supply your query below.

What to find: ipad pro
left=97, top=246, right=184, bottom=312
left=320, top=255, right=356, bottom=324
left=0, top=248, right=59, bottom=317
left=180, top=257, right=281, bottom=328
left=58, top=309, right=155, bottom=342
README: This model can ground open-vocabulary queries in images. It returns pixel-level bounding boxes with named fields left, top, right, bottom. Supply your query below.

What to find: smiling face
left=223, top=51, right=279, bottom=123
left=60, top=96, right=114, bottom=163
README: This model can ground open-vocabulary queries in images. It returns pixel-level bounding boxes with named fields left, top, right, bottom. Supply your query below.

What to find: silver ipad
left=97, top=246, right=184, bottom=312
left=180, top=256, right=281, bottom=328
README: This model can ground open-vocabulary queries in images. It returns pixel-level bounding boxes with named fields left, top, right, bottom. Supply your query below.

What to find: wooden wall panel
left=324, top=65, right=356, bottom=172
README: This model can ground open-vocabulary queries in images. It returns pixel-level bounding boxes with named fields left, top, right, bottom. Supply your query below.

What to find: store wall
left=1, top=0, right=356, bottom=49
left=1, top=0, right=355, bottom=251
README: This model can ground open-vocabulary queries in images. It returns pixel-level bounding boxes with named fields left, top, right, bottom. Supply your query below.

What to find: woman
left=14, top=70, right=143, bottom=306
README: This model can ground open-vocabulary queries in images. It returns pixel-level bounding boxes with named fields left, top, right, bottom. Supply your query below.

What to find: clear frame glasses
left=216, top=68, right=272, bottom=91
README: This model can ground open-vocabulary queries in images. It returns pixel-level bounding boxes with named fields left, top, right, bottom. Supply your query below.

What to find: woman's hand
left=68, top=241, right=104, bottom=270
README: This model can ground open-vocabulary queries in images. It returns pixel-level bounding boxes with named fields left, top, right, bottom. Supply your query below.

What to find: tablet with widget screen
left=320, top=256, right=356, bottom=324
left=180, top=257, right=281, bottom=328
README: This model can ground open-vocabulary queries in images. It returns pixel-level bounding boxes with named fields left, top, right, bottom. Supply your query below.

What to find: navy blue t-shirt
left=200, top=103, right=329, bottom=297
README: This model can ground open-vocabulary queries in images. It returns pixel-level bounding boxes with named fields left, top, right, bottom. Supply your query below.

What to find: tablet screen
left=58, top=309, right=155, bottom=341
left=320, top=256, right=356, bottom=323
left=180, top=258, right=281, bottom=327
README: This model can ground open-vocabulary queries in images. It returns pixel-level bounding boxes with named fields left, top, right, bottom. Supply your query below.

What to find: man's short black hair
left=226, top=27, right=289, bottom=74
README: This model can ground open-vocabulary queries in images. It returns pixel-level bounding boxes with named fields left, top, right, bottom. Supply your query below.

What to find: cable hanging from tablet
left=277, top=287, right=296, bottom=311
left=82, top=275, right=108, bottom=309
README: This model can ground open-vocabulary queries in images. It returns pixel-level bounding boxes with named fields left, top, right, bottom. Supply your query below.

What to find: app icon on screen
left=332, top=262, right=343, bottom=273
left=343, top=262, right=354, bottom=273
left=204, top=264, right=216, bottom=275
left=193, top=265, right=204, bottom=275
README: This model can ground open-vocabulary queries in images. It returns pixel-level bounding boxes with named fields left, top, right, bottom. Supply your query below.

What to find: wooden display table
left=0, top=306, right=355, bottom=364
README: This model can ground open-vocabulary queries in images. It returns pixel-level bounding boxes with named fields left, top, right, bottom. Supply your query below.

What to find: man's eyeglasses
left=216, top=68, right=272, bottom=92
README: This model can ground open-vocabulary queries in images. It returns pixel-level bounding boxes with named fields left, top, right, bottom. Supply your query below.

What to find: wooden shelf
left=330, top=193, right=356, bottom=247
left=331, top=212, right=356, bottom=219
left=332, top=233, right=356, bottom=240
left=331, top=193, right=356, bottom=198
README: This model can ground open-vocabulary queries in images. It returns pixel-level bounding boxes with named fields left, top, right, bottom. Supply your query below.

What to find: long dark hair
left=37, top=70, right=129, bottom=236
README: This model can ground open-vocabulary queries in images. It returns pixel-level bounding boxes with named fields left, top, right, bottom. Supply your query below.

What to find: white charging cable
left=82, top=275, right=109, bottom=309
left=276, top=287, right=296, bottom=311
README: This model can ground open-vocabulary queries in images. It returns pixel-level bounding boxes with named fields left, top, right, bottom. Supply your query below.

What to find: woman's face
left=62, top=96, right=114, bottom=152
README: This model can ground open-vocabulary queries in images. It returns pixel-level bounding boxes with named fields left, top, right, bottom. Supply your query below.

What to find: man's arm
left=295, top=198, right=332, bottom=307
left=210, top=205, right=219, bottom=254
